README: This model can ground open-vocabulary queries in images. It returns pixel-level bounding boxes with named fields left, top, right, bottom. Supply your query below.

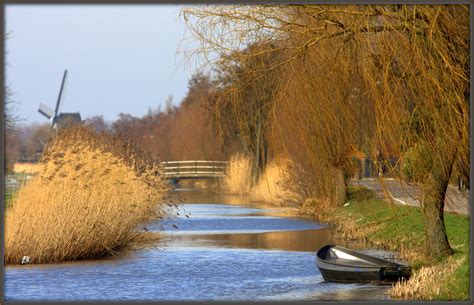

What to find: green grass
left=5, top=172, right=30, bottom=210
left=437, top=212, right=470, bottom=300
left=437, top=254, right=469, bottom=300
left=340, top=186, right=469, bottom=300
left=4, top=192, right=16, bottom=209
left=12, top=172, right=29, bottom=178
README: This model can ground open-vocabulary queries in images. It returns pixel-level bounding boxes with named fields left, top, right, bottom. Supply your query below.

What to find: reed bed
left=5, top=126, right=169, bottom=265
left=222, top=155, right=300, bottom=204
left=221, top=154, right=253, bottom=195
left=251, top=160, right=298, bottom=205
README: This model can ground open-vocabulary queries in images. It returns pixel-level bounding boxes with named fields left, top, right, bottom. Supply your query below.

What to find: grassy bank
left=319, top=187, right=469, bottom=300
left=221, top=156, right=468, bottom=300
left=4, top=193, right=14, bottom=209
left=5, top=173, right=31, bottom=210
left=5, top=126, right=169, bottom=265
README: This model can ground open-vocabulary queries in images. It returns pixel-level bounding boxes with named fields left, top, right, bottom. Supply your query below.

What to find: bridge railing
left=161, top=160, right=228, bottom=179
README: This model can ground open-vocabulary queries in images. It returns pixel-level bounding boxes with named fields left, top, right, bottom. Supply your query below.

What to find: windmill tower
left=38, top=69, right=82, bottom=130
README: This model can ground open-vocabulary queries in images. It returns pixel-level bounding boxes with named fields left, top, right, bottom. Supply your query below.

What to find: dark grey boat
left=316, top=245, right=411, bottom=283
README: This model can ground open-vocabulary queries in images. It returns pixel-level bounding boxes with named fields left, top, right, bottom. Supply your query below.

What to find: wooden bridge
left=161, top=160, right=228, bottom=179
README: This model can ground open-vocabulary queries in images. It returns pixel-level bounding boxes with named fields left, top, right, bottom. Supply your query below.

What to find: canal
left=5, top=188, right=391, bottom=301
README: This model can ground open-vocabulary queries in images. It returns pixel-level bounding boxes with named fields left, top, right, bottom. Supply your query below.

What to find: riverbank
left=213, top=158, right=468, bottom=301
left=5, top=195, right=389, bottom=301
left=300, top=187, right=469, bottom=301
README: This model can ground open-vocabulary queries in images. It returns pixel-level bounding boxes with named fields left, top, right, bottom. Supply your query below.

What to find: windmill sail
left=38, top=102, right=54, bottom=120
left=53, top=69, right=68, bottom=126
left=38, top=69, right=81, bottom=130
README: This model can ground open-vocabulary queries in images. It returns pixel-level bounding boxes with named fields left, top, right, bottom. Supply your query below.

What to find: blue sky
left=6, top=5, right=196, bottom=124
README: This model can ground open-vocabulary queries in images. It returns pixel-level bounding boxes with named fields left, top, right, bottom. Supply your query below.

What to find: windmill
left=38, top=69, right=82, bottom=130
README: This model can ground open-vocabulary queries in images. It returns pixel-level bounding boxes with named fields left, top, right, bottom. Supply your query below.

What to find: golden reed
left=5, top=126, right=169, bottom=264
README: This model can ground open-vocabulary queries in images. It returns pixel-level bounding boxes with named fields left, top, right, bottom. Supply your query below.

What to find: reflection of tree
left=179, top=229, right=334, bottom=252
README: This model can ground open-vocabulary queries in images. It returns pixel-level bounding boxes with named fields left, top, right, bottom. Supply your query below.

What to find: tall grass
left=222, top=155, right=299, bottom=204
left=222, top=154, right=253, bottom=195
left=5, top=126, right=169, bottom=265
left=251, top=160, right=299, bottom=205
left=390, top=257, right=465, bottom=300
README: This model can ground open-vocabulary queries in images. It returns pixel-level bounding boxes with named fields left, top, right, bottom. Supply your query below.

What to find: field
left=13, top=162, right=41, bottom=174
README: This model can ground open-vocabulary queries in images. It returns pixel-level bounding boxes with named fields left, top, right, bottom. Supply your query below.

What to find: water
left=5, top=189, right=391, bottom=301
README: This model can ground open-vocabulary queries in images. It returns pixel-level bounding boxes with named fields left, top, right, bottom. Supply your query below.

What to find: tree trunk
left=422, top=179, right=453, bottom=257
left=253, top=117, right=268, bottom=182
left=421, top=149, right=456, bottom=258
left=253, top=119, right=262, bottom=184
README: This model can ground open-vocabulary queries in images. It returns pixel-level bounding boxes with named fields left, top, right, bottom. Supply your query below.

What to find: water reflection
left=5, top=189, right=390, bottom=301
left=164, top=228, right=343, bottom=252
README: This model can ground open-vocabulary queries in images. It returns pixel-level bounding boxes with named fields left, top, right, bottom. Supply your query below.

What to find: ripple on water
left=154, top=203, right=323, bottom=234
left=5, top=247, right=388, bottom=301
left=5, top=201, right=389, bottom=301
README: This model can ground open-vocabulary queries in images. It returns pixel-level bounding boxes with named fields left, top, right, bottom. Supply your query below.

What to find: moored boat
left=316, top=245, right=411, bottom=283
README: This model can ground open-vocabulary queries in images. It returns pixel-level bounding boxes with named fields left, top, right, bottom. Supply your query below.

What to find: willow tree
left=182, top=4, right=469, bottom=258
left=359, top=6, right=469, bottom=257
left=271, top=43, right=370, bottom=206
left=212, top=41, right=286, bottom=178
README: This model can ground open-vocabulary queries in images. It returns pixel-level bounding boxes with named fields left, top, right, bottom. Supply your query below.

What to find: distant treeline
left=6, top=72, right=238, bottom=169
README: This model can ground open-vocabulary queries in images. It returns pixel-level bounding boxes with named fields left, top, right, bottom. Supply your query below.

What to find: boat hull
left=317, top=259, right=383, bottom=283
left=316, top=245, right=411, bottom=283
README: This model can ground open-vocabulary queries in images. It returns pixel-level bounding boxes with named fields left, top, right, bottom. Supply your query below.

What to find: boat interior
left=320, top=246, right=396, bottom=267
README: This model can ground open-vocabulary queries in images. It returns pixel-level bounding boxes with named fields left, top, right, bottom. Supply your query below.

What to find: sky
left=5, top=5, right=198, bottom=124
